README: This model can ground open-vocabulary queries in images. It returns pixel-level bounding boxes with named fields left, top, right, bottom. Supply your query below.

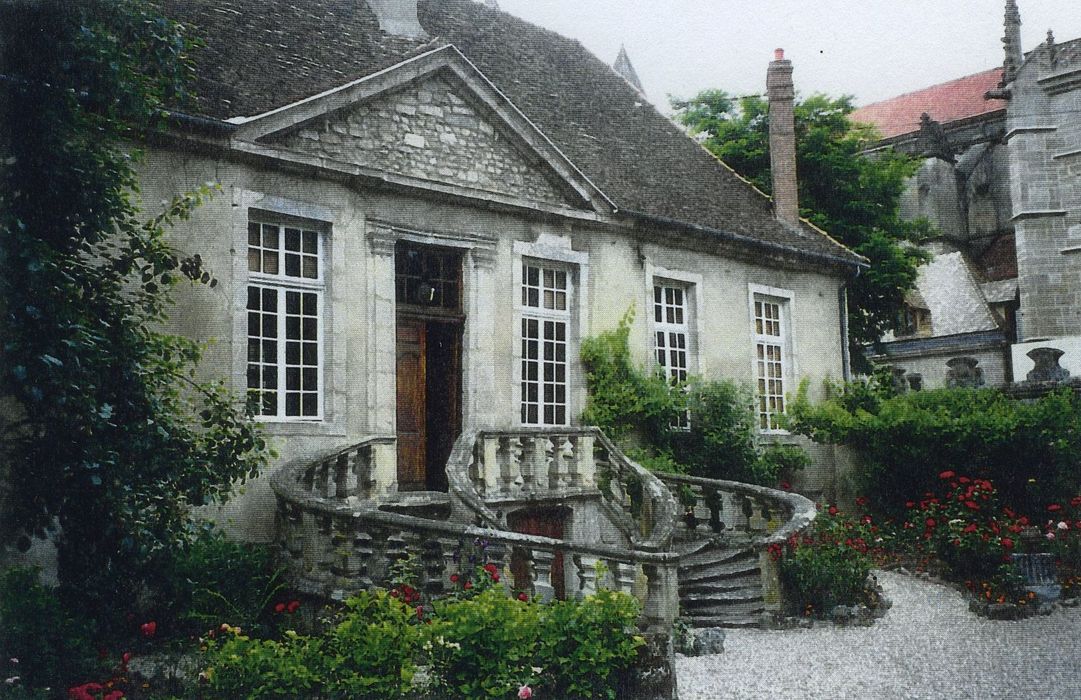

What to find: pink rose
left=518, top=685, right=533, bottom=699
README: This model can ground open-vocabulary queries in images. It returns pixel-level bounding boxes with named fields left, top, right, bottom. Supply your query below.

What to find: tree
left=672, top=91, right=931, bottom=368
left=0, top=0, right=268, bottom=626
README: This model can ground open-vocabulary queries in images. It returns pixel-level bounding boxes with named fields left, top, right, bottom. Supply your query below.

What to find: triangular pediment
left=230, top=46, right=611, bottom=213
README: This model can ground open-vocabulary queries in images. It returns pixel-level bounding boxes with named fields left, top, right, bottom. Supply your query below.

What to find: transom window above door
left=395, top=242, right=462, bottom=312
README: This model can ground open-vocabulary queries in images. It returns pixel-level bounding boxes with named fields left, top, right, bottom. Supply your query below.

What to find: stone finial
left=1046, top=29, right=1057, bottom=65
left=916, top=113, right=955, bottom=163
left=613, top=44, right=645, bottom=94
left=1026, top=347, right=1070, bottom=383
left=945, top=356, right=984, bottom=388
left=767, top=49, right=799, bottom=228
left=1000, top=0, right=1023, bottom=87
left=484, top=0, right=500, bottom=9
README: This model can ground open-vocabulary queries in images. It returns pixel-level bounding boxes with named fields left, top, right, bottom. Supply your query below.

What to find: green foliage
left=534, top=589, right=643, bottom=700
left=671, top=91, right=931, bottom=368
left=425, top=588, right=542, bottom=698
left=774, top=510, right=874, bottom=616
left=200, top=587, right=642, bottom=700
left=788, top=383, right=1081, bottom=516
left=202, top=590, right=421, bottom=700
left=159, top=524, right=285, bottom=637
left=0, top=567, right=100, bottom=690
left=0, top=0, right=268, bottom=630
left=581, top=314, right=807, bottom=485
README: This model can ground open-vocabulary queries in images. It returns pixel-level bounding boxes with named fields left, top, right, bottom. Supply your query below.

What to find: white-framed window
left=246, top=220, right=325, bottom=421
left=520, top=262, right=569, bottom=426
left=654, top=284, right=690, bottom=384
left=752, top=294, right=788, bottom=431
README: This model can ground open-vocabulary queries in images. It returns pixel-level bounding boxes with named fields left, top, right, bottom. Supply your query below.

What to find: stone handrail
left=652, top=472, right=816, bottom=549
left=445, top=426, right=677, bottom=550
left=269, top=438, right=679, bottom=636
left=275, top=435, right=397, bottom=503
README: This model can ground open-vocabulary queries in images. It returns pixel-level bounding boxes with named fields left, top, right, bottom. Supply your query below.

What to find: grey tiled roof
left=159, top=0, right=863, bottom=267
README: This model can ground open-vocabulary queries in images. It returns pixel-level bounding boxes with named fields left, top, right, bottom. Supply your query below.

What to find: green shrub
left=789, top=382, right=1081, bottom=516
left=202, top=590, right=421, bottom=699
left=581, top=311, right=807, bottom=486
left=157, top=523, right=284, bottom=637
left=0, top=567, right=100, bottom=691
left=774, top=511, right=873, bottom=616
left=535, top=589, right=643, bottom=699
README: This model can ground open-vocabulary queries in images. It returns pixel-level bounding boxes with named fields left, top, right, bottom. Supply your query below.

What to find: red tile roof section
left=850, top=68, right=1008, bottom=139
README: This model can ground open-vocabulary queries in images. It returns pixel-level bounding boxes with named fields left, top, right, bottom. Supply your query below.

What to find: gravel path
left=676, top=570, right=1081, bottom=699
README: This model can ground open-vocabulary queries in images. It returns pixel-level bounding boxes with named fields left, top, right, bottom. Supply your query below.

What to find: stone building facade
left=854, top=1, right=1081, bottom=389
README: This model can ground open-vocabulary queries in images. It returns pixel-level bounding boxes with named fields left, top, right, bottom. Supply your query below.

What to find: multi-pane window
left=521, top=263, right=569, bottom=425
left=753, top=296, right=786, bottom=431
left=654, top=285, right=689, bottom=384
left=246, top=220, right=323, bottom=420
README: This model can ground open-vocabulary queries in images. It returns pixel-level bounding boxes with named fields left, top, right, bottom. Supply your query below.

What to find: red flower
left=518, top=592, right=529, bottom=601
left=1071, top=496, right=1081, bottom=508
left=925, top=518, right=936, bottom=528
left=861, top=515, right=872, bottom=525
left=1002, top=537, right=1014, bottom=550
left=939, top=470, right=956, bottom=480
left=287, top=600, right=300, bottom=614
left=483, top=563, right=498, bottom=576
left=121, top=651, right=132, bottom=665
left=491, top=572, right=500, bottom=583
left=416, top=606, right=424, bottom=620
left=828, top=506, right=838, bottom=516
left=965, top=501, right=980, bottom=510
left=905, top=501, right=915, bottom=509
left=140, top=621, right=156, bottom=638
left=855, top=496, right=869, bottom=507
left=1047, top=504, right=1063, bottom=512
left=390, top=589, right=399, bottom=598
left=464, top=581, right=473, bottom=590
left=963, top=524, right=978, bottom=534
left=1003, top=507, right=1016, bottom=519
left=104, top=692, right=125, bottom=700
left=449, top=574, right=459, bottom=584
left=780, top=481, right=792, bottom=491
left=958, top=476, right=971, bottom=484
left=274, top=602, right=286, bottom=613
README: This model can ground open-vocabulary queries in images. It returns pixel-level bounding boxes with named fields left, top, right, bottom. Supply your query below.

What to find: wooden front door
left=509, top=508, right=566, bottom=600
left=396, top=319, right=427, bottom=490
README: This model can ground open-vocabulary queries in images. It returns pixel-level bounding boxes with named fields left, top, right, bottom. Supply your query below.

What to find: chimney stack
left=766, top=48, right=799, bottom=228
left=367, top=0, right=427, bottom=39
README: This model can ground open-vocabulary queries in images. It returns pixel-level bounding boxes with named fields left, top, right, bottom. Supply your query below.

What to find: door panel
left=509, top=509, right=566, bottom=600
left=396, top=319, right=427, bottom=490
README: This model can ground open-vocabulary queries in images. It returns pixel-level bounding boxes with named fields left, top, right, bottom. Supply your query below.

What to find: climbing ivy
left=0, top=0, right=268, bottom=628
left=580, top=310, right=808, bottom=485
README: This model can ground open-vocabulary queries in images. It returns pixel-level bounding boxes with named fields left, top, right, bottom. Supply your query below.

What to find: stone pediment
left=264, top=74, right=571, bottom=207
left=230, top=46, right=610, bottom=213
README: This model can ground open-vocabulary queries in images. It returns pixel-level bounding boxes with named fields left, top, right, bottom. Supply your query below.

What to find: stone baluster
left=314, top=460, right=330, bottom=498
left=611, top=560, right=636, bottom=594
left=573, top=554, right=599, bottom=597
left=383, top=531, right=410, bottom=587
left=352, top=529, right=374, bottom=588
left=551, top=435, right=572, bottom=489
left=481, top=435, right=500, bottom=496
left=573, top=433, right=596, bottom=488
left=313, top=514, right=337, bottom=583
left=498, top=435, right=524, bottom=495
left=532, top=548, right=556, bottom=602
left=524, top=435, right=549, bottom=492
left=420, top=538, right=446, bottom=598
left=353, top=446, right=375, bottom=501
left=332, top=452, right=351, bottom=499
left=330, top=516, right=357, bottom=578
left=748, top=498, right=767, bottom=532
left=640, top=561, right=679, bottom=634
left=705, top=488, right=724, bottom=534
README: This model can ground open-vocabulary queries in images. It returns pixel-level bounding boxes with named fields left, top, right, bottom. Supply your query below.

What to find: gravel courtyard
left=677, top=570, right=1081, bottom=700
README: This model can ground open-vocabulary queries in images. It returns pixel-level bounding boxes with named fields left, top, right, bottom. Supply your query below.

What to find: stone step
left=682, top=597, right=766, bottom=618
left=680, top=561, right=760, bottom=586
left=680, top=547, right=757, bottom=573
left=680, top=580, right=762, bottom=597
left=686, top=613, right=765, bottom=629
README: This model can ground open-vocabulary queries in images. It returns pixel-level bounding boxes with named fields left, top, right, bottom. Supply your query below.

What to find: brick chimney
left=367, top=0, right=427, bottom=39
left=766, top=48, right=799, bottom=227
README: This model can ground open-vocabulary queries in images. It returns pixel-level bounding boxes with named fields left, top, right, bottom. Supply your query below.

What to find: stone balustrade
left=269, top=437, right=680, bottom=638
left=446, top=426, right=677, bottom=550
left=655, top=471, right=815, bottom=545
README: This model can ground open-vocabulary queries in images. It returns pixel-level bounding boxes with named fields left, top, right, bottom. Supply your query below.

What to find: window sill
left=257, top=421, right=347, bottom=438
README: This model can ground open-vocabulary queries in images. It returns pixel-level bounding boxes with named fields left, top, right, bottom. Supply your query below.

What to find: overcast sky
left=494, top=0, right=1081, bottom=111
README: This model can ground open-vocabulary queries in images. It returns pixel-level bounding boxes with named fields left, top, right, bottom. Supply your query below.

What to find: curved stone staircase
left=269, top=428, right=816, bottom=698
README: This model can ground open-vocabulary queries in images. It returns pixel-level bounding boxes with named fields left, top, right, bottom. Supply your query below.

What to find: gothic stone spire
left=1000, top=0, right=1023, bottom=87
left=613, top=44, right=644, bottom=94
